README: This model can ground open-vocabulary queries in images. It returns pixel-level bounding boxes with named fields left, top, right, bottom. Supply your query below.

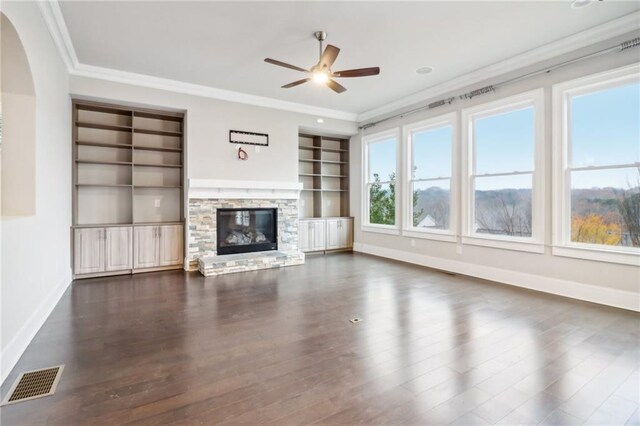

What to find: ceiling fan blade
left=264, top=58, right=308, bottom=73
left=282, top=78, right=311, bottom=88
left=326, top=79, right=347, bottom=94
left=332, top=67, right=380, bottom=78
left=319, top=44, right=340, bottom=69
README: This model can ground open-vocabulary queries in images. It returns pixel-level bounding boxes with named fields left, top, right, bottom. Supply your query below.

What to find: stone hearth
left=198, top=251, right=304, bottom=277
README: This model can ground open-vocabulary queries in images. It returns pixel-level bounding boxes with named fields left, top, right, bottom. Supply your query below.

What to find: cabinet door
left=74, top=228, right=105, bottom=275
left=339, top=219, right=353, bottom=248
left=310, top=220, right=326, bottom=251
left=298, top=221, right=311, bottom=252
left=105, top=227, right=132, bottom=272
left=325, top=219, right=340, bottom=250
left=158, top=225, right=184, bottom=266
left=133, top=226, right=158, bottom=269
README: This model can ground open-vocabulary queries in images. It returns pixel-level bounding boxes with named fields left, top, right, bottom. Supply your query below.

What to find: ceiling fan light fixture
left=312, top=71, right=330, bottom=84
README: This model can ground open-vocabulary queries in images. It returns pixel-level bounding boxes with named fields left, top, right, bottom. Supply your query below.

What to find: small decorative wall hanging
left=229, top=130, right=269, bottom=147
left=237, top=146, right=248, bottom=161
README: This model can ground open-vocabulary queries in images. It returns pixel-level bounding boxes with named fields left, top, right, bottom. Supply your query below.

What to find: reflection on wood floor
left=1, top=253, right=638, bottom=425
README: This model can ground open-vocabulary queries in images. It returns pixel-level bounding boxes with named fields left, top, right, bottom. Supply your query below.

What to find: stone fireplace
left=186, top=179, right=304, bottom=275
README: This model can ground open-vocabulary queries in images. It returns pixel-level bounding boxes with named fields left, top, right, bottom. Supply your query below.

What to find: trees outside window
left=363, top=131, right=399, bottom=231
left=462, top=89, right=544, bottom=250
left=553, top=64, right=639, bottom=265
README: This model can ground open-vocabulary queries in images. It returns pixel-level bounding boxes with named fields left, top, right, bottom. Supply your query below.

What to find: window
left=553, top=64, right=640, bottom=265
left=404, top=113, right=457, bottom=241
left=462, top=90, right=544, bottom=252
left=362, top=129, right=400, bottom=233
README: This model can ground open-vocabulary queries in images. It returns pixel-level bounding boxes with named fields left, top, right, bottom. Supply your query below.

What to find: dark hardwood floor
left=1, top=253, right=638, bottom=425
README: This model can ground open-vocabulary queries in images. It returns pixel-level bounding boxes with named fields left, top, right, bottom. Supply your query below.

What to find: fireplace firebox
left=216, top=208, right=277, bottom=255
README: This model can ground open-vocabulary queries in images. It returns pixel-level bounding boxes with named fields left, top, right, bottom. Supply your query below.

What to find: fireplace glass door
left=216, top=208, right=277, bottom=255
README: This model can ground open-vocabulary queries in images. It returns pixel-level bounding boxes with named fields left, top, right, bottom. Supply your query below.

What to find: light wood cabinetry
left=299, top=218, right=352, bottom=253
left=134, top=224, right=184, bottom=269
left=72, top=100, right=185, bottom=278
left=298, top=133, right=353, bottom=254
left=74, top=228, right=105, bottom=275
left=74, top=226, right=132, bottom=275
left=105, top=227, right=133, bottom=271
left=159, top=225, right=184, bottom=266
left=133, top=226, right=159, bottom=269
left=326, top=218, right=353, bottom=250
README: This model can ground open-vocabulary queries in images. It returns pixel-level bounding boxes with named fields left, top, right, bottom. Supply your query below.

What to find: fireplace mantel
left=188, top=179, right=302, bottom=200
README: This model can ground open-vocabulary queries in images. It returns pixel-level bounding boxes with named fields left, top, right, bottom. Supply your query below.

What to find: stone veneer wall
left=187, top=198, right=299, bottom=271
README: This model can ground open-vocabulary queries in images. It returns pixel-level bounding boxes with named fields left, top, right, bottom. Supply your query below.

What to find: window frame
left=361, top=127, right=401, bottom=235
left=552, top=63, right=640, bottom=266
left=461, top=89, right=545, bottom=253
left=402, top=112, right=458, bottom=242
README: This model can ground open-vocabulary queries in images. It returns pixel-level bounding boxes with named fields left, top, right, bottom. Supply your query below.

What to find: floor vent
left=1, top=365, right=64, bottom=406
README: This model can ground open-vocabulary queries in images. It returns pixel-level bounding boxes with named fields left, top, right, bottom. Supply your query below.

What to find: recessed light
left=571, top=0, right=595, bottom=8
left=416, top=66, right=434, bottom=75
left=317, top=118, right=324, bottom=124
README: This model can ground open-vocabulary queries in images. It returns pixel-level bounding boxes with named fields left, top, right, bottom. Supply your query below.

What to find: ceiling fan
left=264, top=31, right=380, bottom=93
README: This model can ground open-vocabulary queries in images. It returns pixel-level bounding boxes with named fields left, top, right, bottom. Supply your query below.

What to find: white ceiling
left=58, top=1, right=640, bottom=116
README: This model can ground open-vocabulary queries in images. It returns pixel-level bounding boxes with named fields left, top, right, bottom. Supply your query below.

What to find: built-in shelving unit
left=298, top=133, right=353, bottom=254
left=72, top=100, right=185, bottom=278
left=298, top=134, right=350, bottom=218
left=73, top=101, right=184, bottom=226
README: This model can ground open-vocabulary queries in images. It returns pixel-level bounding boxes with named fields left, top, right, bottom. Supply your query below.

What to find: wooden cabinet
left=159, top=225, right=184, bottom=266
left=299, top=218, right=352, bottom=253
left=73, top=224, right=181, bottom=277
left=133, top=226, right=159, bottom=269
left=74, top=228, right=105, bottom=275
left=298, top=219, right=325, bottom=252
left=326, top=218, right=353, bottom=250
left=71, top=101, right=185, bottom=278
left=309, top=220, right=326, bottom=252
left=74, top=226, right=132, bottom=275
left=105, top=227, right=133, bottom=271
left=134, top=224, right=183, bottom=269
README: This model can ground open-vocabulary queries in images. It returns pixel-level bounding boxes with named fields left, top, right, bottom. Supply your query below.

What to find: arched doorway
left=1, top=12, right=36, bottom=217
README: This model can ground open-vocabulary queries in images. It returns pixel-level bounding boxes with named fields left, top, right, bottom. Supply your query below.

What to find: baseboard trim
left=0, top=274, right=72, bottom=385
left=353, top=242, right=640, bottom=312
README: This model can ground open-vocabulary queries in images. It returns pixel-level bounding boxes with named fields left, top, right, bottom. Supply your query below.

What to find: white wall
left=351, top=32, right=640, bottom=311
left=69, top=76, right=358, bottom=184
left=1, top=1, right=72, bottom=384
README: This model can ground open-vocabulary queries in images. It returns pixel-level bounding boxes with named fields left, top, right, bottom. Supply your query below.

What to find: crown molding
left=357, top=11, right=640, bottom=123
left=37, top=0, right=78, bottom=72
left=37, top=0, right=358, bottom=121
left=37, top=1, right=638, bottom=124
left=71, top=63, right=358, bottom=121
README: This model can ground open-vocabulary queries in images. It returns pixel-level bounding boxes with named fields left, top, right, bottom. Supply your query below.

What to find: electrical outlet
left=155, top=199, right=161, bottom=208
left=456, top=245, right=462, bottom=254
left=255, top=146, right=261, bottom=153
left=410, top=239, right=416, bottom=247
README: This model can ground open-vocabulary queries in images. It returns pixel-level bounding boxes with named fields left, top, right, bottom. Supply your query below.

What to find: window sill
left=403, top=229, right=457, bottom=243
left=462, top=235, right=544, bottom=254
left=553, top=245, right=640, bottom=266
left=362, top=225, right=401, bottom=236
